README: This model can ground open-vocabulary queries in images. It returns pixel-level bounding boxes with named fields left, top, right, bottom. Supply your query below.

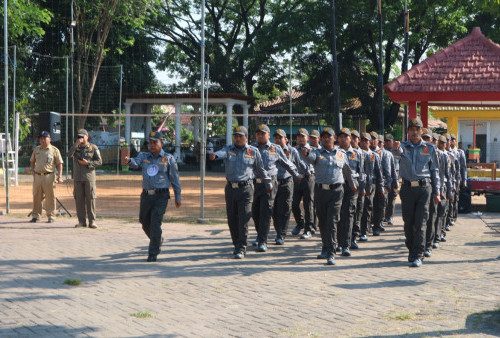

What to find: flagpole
left=378, top=0, right=384, bottom=136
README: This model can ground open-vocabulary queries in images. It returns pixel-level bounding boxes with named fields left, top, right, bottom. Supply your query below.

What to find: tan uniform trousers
left=73, top=180, right=97, bottom=225
left=32, top=173, right=57, bottom=219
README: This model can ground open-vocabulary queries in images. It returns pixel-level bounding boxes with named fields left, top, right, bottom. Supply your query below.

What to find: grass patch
left=383, top=313, right=415, bottom=321
left=130, top=312, right=154, bottom=319
left=63, top=278, right=82, bottom=286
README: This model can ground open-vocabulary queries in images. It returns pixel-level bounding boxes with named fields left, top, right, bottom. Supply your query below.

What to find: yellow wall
left=431, top=110, right=500, bottom=134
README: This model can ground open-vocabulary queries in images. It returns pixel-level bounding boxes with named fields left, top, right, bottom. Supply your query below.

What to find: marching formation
left=210, top=118, right=467, bottom=267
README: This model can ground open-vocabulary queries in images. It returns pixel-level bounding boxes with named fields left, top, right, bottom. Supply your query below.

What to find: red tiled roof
left=385, top=27, right=500, bottom=94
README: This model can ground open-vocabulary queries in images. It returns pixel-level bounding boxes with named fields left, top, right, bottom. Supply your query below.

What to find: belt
left=143, top=188, right=169, bottom=195
left=402, top=179, right=430, bottom=187
left=315, top=183, right=341, bottom=190
left=278, top=177, right=292, bottom=185
left=255, top=176, right=276, bottom=184
left=227, top=180, right=251, bottom=189
left=35, top=172, right=53, bottom=176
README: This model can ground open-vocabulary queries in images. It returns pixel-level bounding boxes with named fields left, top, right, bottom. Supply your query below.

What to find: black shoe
left=291, top=225, right=302, bottom=236
left=432, top=242, right=439, bottom=249
left=29, top=218, right=37, bottom=223
left=387, top=218, right=394, bottom=225
left=47, top=218, right=55, bottom=223
left=408, top=254, right=415, bottom=263
left=89, top=223, right=97, bottom=229
left=300, top=231, right=312, bottom=239
left=234, top=252, right=245, bottom=259
left=317, top=251, right=327, bottom=259
left=275, top=237, right=284, bottom=245
left=424, top=250, right=432, bottom=258
left=75, top=223, right=86, bottom=228
left=342, top=248, right=351, bottom=257
left=359, top=235, right=368, bottom=242
left=411, top=258, right=422, bottom=267
left=445, top=225, right=451, bottom=231
left=257, top=243, right=267, bottom=252
left=440, top=236, right=447, bottom=242
left=147, top=255, right=157, bottom=262
left=336, top=246, right=342, bottom=253
left=379, top=225, right=386, bottom=232
left=310, top=228, right=316, bottom=235
left=351, top=241, right=359, bottom=249
left=326, top=257, right=336, bottom=265
left=252, top=239, right=258, bottom=247
left=372, top=229, right=381, bottom=236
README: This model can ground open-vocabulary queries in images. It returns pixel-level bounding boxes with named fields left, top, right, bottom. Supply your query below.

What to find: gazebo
left=384, top=27, right=500, bottom=134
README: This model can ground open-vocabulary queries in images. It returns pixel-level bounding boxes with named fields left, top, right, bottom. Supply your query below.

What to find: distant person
left=123, top=131, right=182, bottom=262
left=29, top=131, right=64, bottom=223
left=68, top=129, right=102, bottom=228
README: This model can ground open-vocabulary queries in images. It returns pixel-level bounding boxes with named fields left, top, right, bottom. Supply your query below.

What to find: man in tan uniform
left=29, top=131, right=64, bottom=223
left=68, top=129, right=102, bottom=228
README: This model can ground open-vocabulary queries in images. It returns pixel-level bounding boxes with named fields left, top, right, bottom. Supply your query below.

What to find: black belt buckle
left=278, top=177, right=291, bottom=185
left=229, top=181, right=249, bottom=188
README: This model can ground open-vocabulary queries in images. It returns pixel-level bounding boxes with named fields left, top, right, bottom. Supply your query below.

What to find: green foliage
left=130, top=312, right=154, bottom=318
left=63, top=278, right=82, bottom=286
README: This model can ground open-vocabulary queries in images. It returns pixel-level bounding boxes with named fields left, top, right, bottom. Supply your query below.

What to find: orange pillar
left=409, top=101, right=417, bottom=120
left=421, top=102, right=428, bottom=128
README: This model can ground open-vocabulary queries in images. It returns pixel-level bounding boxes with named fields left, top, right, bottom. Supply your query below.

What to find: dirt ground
left=0, top=171, right=488, bottom=221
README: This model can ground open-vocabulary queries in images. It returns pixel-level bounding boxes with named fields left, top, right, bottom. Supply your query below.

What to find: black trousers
left=225, top=183, right=254, bottom=254
left=338, top=183, right=357, bottom=248
left=373, top=188, right=387, bottom=229
left=292, top=175, right=315, bottom=232
left=352, top=193, right=364, bottom=239
left=435, top=187, right=448, bottom=242
left=252, top=178, right=278, bottom=244
left=385, top=185, right=398, bottom=220
left=273, top=178, right=294, bottom=239
left=315, top=184, right=343, bottom=258
left=425, top=195, right=437, bottom=250
left=361, top=184, right=376, bottom=236
left=139, top=190, right=169, bottom=256
left=400, top=183, right=431, bottom=260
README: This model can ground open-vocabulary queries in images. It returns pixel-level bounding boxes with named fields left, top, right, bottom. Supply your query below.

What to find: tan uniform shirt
left=30, top=145, right=63, bottom=174
left=68, top=142, right=102, bottom=181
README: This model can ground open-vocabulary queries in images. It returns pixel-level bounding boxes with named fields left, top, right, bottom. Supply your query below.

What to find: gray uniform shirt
left=278, top=144, right=307, bottom=180
left=437, top=148, right=453, bottom=198
left=305, top=147, right=355, bottom=189
left=129, top=150, right=182, bottom=202
left=214, top=144, right=272, bottom=190
left=399, top=140, right=440, bottom=196
left=363, top=148, right=385, bottom=194
left=344, top=146, right=366, bottom=194
left=452, top=147, right=467, bottom=186
left=252, top=141, right=300, bottom=179
left=374, top=147, right=393, bottom=188
left=68, top=142, right=102, bottom=182
left=295, top=145, right=315, bottom=175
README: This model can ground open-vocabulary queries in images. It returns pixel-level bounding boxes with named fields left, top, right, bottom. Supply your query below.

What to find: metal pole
left=403, top=1, right=409, bottom=140
left=198, top=0, right=208, bottom=223
left=117, top=65, right=123, bottom=175
left=65, top=57, right=69, bottom=178
left=70, top=0, right=75, bottom=142
left=12, top=45, right=17, bottom=185
left=289, top=60, right=293, bottom=140
left=378, top=0, right=384, bottom=135
left=331, top=0, right=341, bottom=133
left=4, top=0, right=10, bottom=213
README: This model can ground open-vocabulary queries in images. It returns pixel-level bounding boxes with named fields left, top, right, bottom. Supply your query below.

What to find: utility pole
left=403, top=0, right=409, bottom=140
left=331, top=0, right=341, bottom=133
left=378, top=0, right=384, bottom=136
left=4, top=0, right=10, bottom=213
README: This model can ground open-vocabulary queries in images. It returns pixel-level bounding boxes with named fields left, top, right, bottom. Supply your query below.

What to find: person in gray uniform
left=350, top=130, right=367, bottom=249
left=308, top=129, right=321, bottom=234
left=422, top=129, right=438, bottom=257
left=397, top=118, right=440, bottom=267
left=384, top=134, right=400, bottom=225
left=124, top=131, right=182, bottom=262
left=302, top=127, right=356, bottom=265
left=292, top=128, right=316, bottom=237
left=445, top=133, right=460, bottom=232
left=359, top=132, right=384, bottom=242
left=336, top=128, right=365, bottom=257
left=209, top=126, right=271, bottom=259
left=272, top=129, right=306, bottom=244
left=450, top=133, right=467, bottom=225
left=251, top=124, right=301, bottom=252
left=433, top=135, right=453, bottom=250
left=370, top=132, right=392, bottom=236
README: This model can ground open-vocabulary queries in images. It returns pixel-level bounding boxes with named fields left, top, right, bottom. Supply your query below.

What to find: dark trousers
left=273, top=178, right=294, bottom=239
left=446, top=187, right=456, bottom=225
left=360, top=184, right=376, bottom=236
left=315, top=184, right=343, bottom=258
left=225, top=183, right=254, bottom=254
left=292, top=175, right=315, bottom=232
left=452, top=187, right=460, bottom=220
left=373, top=188, right=387, bottom=229
left=400, top=183, right=431, bottom=260
left=252, top=178, right=278, bottom=244
left=338, top=183, right=357, bottom=248
left=352, top=194, right=364, bottom=239
left=385, top=185, right=398, bottom=220
left=435, top=187, right=448, bottom=242
left=74, top=180, right=97, bottom=225
left=139, top=191, right=169, bottom=256
left=425, top=196, right=437, bottom=250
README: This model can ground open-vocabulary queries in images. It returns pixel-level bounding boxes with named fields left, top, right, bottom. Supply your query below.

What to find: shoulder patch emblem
left=247, top=148, right=252, bottom=156
left=423, top=146, right=429, bottom=152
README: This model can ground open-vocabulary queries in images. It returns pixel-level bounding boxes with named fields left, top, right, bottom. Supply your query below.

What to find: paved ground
left=0, top=207, right=499, bottom=337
